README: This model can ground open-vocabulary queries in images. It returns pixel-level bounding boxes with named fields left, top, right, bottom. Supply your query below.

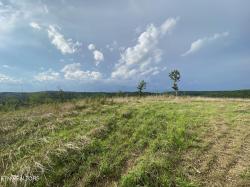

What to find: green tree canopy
left=169, top=70, right=181, bottom=96
left=137, top=80, right=147, bottom=96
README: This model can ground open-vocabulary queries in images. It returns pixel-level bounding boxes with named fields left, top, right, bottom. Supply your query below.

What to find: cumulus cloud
left=34, top=69, right=60, bottom=81
left=61, top=63, right=102, bottom=80
left=93, top=50, right=104, bottom=65
left=28, top=23, right=81, bottom=55
left=30, top=21, right=41, bottom=30
left=0, top=73, right=21, bottom=83
left=182, top=32, right=229, bottom=56
left=111, top=17, right=178, bottom=79
left=47, top=25, right=81, bottom=55
left=88, top=44, right=104, bottom=66
left=88, top=43, right=95, bottom=50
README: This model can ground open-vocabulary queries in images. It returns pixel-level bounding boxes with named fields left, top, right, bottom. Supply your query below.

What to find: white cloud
left=182, top=32, right=229, bottom=56
left=93, top=50, right=104, bottom=65
left=0, top=1, right=51, bottom=48
left=88, top=43, right=95, bottom=51
left=0, top=2, right=20, bottom=33
left=0, top=73, right=21, bottom=83
left=61, top=63, right=102, bottom=80
left=0, top=1, right=49, bottom=35
left=88, top=43, right=104, bottom=66
left=47, top=25, right=81, bottom=55
left=111, top=17, right=178, bottom=79
left=30, top=21, right=41, bottom=30
left=0, top=73, right=12, bottom=82
left=160, top=17, right=179, bottom=34
left=34, top=69, right=60, bottom=81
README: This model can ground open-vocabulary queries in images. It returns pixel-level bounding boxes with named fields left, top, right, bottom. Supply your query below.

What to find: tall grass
left=2, top=96, right=248, bottom=186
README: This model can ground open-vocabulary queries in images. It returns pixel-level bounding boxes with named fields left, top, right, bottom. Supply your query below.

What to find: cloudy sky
left=0, top=0, right=249, bottom=92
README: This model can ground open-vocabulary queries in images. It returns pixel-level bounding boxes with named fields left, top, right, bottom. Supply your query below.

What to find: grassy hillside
left=0, top=96, right=250, bottom=186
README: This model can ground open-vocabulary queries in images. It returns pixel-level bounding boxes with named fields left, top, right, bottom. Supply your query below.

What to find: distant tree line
left=0, top=90, right=157, bottom=111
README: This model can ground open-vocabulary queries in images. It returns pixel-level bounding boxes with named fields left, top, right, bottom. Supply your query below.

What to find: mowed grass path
left=0, top=97, right=249, bottom=186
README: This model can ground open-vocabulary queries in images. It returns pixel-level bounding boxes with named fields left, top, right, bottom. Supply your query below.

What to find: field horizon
left=1, top=88, right=250, bottom=93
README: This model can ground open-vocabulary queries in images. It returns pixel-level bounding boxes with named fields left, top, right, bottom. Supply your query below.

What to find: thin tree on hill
left=137, top=80, right=146, bottom=96
left=169, top=70, right=181, bottom=96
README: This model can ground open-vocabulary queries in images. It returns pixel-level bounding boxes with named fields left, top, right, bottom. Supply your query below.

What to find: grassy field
left=0, top=96, right=250, bottom=186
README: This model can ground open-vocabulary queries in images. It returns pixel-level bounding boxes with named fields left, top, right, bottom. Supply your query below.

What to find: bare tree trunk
left=138, top=90, right=142, bottom=97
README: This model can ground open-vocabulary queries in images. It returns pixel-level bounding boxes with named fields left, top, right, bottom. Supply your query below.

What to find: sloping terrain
left=0, top=97, right=249, bottom=186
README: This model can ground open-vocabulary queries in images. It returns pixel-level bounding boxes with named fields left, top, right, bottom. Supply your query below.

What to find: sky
left=0, top=0, right=249, bottom=92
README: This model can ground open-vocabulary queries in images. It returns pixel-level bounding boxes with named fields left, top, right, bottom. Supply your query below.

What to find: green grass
left=0, top=96, right=250, bottom=186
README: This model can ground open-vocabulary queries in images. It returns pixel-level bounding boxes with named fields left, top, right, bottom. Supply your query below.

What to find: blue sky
left=0, top=0, right=249, bottom=92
